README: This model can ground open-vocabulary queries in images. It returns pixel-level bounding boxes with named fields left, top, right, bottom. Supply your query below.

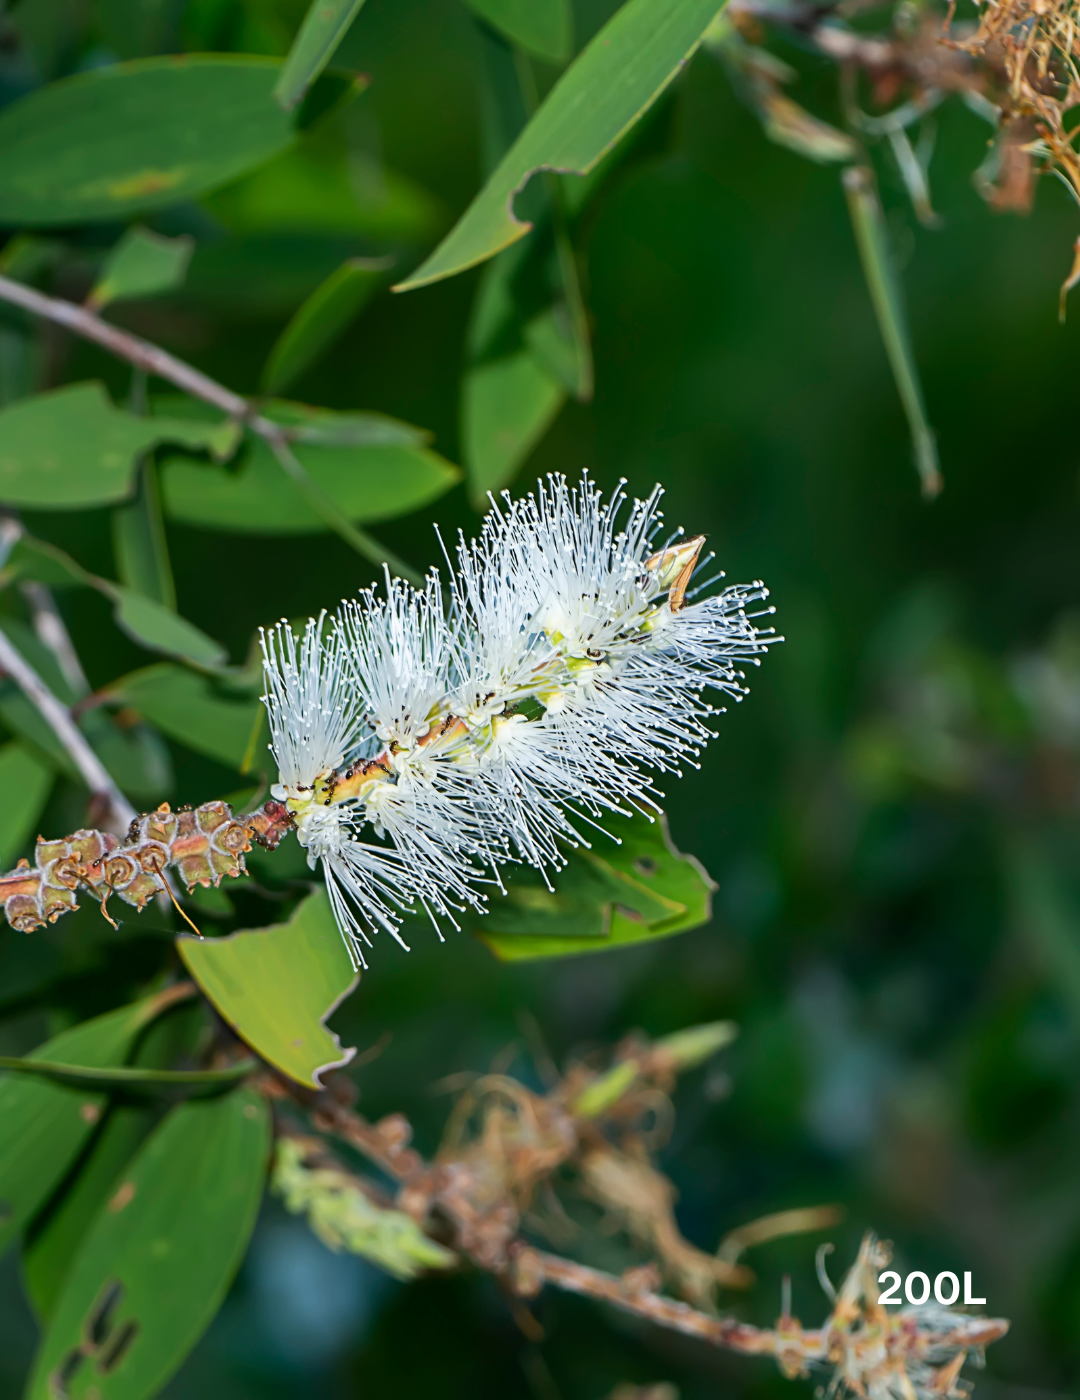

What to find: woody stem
left=0, top=624, right=136, bottom=834
left=511, top=1246, right=820, bottom=1358
left=0, top=273, right=419, bottom=583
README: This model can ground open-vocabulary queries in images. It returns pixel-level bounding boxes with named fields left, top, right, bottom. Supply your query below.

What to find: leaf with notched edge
left=26, top=1090, right=269, bottom=1400
left=0, top=384, right=238, bottom=510
left=395, top=0, right=727, bottom=291
left=475, top=810, right=715, bottom=960
left=178, top=889, right=358, bottom=1088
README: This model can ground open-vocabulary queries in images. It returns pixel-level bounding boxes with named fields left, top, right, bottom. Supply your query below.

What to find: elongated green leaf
left=262, top=258, right=390, bottom=394
left=112, top=459, right=177, bottom=610
left=23, top=1107, right=154, bottom=1324
left=842, top=166, right=941, bottom=498
left=459, top=40, right=587, bottom=502
left=178, top=889, right=357, bottom=1088
left=524, top=301, right=591, bottom=396
left=0, top=1057, right=256, bottom=1093
left=0, top=383, right=238, bottom=509
left=463, top=349, right=565, bottom=505
left=159, top=399, right=459, bottom=534
left=88, top=227, right=193, bottom=311
left=105, top=586, right=226, bottom=670
left=0, top=989, right=189, bottom=1260
left=27, top=1090, right=270, bottom=1400
left=274, top=0, right=369, bottom=112
left=0, top=58, right=312, bottom=226
left=2, top=536, right=88, bottom=591
left=477, top=811, right=715, bottom=960
left=396, top=0, right=725, bottom=290
left=465, top=0, right=573, bottom=64
left=5, top=536, right=226, bottom=670
left=0, top=741, right=54, bottom=865
left=24, top=998, right=212, bottom=1324
left=105, top=664, right=265, bottom=772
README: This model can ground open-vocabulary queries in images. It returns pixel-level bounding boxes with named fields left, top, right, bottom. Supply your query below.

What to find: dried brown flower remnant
left=950, top=0, right=1080, bottom=224
left=507, top=1234, right=1006, bottom=1396
left=302, top=1028, right=1008, bottom=1397
left=0, top=799, right=294, bottom=932
left=794, top=1233, right=1006, bottom=1400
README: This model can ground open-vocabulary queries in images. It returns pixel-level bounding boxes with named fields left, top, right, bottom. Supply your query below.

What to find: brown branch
left=0, top=623, right=135, bottom=834
left=511, top=1247, right=793, bottom=1357
left=0, top=272, right=259, bottom=427
left=20, top=580, right=91, bottom=699
left=0, top=273, right=420, bottom=582
left=308, top=1100, right=1009, bottom=1395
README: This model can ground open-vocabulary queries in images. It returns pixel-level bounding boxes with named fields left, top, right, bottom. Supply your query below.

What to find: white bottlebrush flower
left=262, top=475, right=778, bottom=963
left=445, top=474, right=777, bottom=871
left=260, top=615, right=421, bottom=968
left=335, top=574, right=511, bottom=919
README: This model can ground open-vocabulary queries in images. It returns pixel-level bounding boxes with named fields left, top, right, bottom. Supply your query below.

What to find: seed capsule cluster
left=0, top=799, right=294, bottom=933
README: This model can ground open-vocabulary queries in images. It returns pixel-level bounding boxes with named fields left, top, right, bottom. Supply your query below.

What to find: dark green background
left=0, top=0, right=1078, bottom=1395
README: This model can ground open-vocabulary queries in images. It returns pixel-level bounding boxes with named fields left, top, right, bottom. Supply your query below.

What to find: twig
left=20, top=581, right=91, bottom=699
left=0, top=512, right=90, bottom=696
left=512, top=1247, right=792, bottom=1356
left=0, top=624, right=135, bottom=833
left=0, top=273, right=419, bottom=583
left=0, top=273, right=253, bottom=422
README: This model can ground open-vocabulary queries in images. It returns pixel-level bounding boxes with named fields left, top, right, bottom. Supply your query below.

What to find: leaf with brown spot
left=26, top=1090, right=269, bottom=1400
left=0, top=987, right=192, bottom=1262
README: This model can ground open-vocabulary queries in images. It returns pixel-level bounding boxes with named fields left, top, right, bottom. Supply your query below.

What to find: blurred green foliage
left=0, top=0, right=1078, bottom=1396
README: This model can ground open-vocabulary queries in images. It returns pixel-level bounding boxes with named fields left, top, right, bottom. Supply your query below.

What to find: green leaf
left=82, top=706, right=174, bottom=804
left=457, top=37, right=589, bottom=503
left=0, top=741, right=54, bottom=866
left=262, top=258, right=391, bottom=395
left=476, top=811, right=715, bottom=960
left=0, top=57, right=318, bottom=226
left=395, top=0, right=725, bottom=290
left=88, top=227, right=194, bottom=311
left=0, top=383, right=238, bottom=509
left=274, top=0, right=369, bottom=112
left=2, top=536, right=89, bottom=591
left=159, top=399, right=460, bottom=534
left=842, top=166, right=941, bottom=498
left=104, top=664, right=265, bottom=772
left=26, top=1090, right=270, bottom=1400
left=23, top=1107, right=154, bottom=1324
left=104, top=585, right=227, bottom=670
left=0, top=989, right=189, bottom=1261
left=463, top=348, right=565, bottom=505
left=0, top=1057, right=256, bottom=1093
left=464, top=0, right=574, bottom=64
left=178, top=889, right=358, bottom=1088
left=111, top=459, right=177, bottom=610
left=24, top=998, right=214, bottom=1323
left=5, top=535, right=226, bottom=671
